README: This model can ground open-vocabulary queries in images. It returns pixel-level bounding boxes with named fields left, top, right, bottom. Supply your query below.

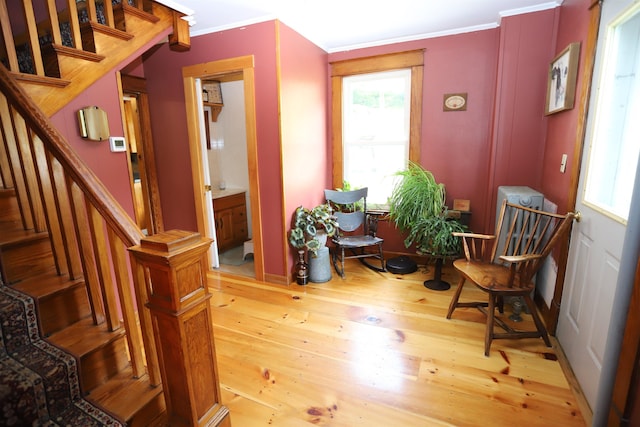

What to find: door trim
left=546, top=1, right=602, bottom=334
left=118, top=73, right=164, bottom=235
left=182, top=56, right=264, bottom=281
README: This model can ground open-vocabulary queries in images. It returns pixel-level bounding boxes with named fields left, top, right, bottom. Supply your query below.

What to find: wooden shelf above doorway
left=204, top=102, right=223, bottom=121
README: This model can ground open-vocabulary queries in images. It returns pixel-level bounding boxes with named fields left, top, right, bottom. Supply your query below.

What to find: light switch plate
left=560, top=154, right=568, bottom=173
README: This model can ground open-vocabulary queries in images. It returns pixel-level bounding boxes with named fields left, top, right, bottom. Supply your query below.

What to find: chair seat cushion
left=333, top=235, right=383, bottom=248
left=453, top=259, right=533, bottom=292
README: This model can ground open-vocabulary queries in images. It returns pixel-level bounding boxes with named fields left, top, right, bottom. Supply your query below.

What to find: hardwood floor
left=207, top=259, right=589, bottom=426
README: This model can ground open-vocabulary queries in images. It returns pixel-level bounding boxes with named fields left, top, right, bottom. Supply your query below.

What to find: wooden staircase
left=2, top=0, right=190, bottom=116
left=0, top=154, right=166, bottom=426
left=0, top=1, right=207, bottom=425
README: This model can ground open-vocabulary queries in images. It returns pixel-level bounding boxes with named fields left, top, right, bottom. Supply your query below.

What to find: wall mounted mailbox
left=77, top=106, right=110, bottom=141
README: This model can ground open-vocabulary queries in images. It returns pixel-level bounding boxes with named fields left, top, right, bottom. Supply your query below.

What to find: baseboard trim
left=552, top=336, right=593, bottom=425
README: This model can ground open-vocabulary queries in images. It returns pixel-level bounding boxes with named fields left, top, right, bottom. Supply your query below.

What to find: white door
left=196, top=78, right=220, bottom=268
left=557, top=0, right=640, bottom=412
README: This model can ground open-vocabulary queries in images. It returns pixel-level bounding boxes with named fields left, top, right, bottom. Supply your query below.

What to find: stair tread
left=0, top=188, right=16, bottom=198
left=0, top=226, right=48, bottom=247
left=87, top=368, right=163, bottom=422
left=12, top=269, right=84, bottom=299
left=48, top=317, right=126, bottom=357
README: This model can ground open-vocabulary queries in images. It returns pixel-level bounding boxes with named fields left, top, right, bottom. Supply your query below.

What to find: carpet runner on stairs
left=0, top=283, right=124, bottom=426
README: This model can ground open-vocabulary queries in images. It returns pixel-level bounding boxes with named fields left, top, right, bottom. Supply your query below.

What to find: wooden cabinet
left=213, top=192, right=248, bottom=252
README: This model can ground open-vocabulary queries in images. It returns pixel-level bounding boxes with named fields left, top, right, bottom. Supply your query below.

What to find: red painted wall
left=486, top=9, right=559, bottom=229
left=541, top=0, right=591, bottom=212
left=329, top=9, right=559, bottom=242
left=278, top=22, right=329, bottom=276
left=47, top=28, right=172, bottom=223
left=328, top=30, right=500, bottom=248
left=142, top=21, right=280, bottom=236
left=50, top=72, right=135, bottom=219
left=142, top=21, right=328, bottom=279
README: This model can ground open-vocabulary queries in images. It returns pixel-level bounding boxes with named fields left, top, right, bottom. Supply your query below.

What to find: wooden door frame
left=182, top=55, right=264, bottom=281
left=544, top=0, right=601, bottom=334
left=118, top=73, right=164, bottom=235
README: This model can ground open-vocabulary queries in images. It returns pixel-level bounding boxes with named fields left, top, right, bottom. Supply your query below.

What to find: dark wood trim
left=546, top=0, right=602, bottom=335
left=121, top=74, right=164, bottom=234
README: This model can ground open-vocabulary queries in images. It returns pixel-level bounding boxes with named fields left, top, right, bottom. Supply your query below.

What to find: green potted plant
left=388, top=161, right=467, bottom=289
left=288, top=203, right=339, bottom=256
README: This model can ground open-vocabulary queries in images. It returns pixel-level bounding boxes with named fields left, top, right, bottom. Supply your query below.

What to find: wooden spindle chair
left=446, top=199, right=577, bottom=356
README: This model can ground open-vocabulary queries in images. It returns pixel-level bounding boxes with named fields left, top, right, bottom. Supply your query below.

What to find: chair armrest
left=452, top=232, right=495, bottom=240
left=498, top=254, right=543, bottom=264
left=499, top=253, right=544, bottom=287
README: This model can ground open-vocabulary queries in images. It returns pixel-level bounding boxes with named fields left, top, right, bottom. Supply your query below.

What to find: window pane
left=584, top=6, right=640, bottom=221
left=343, top=69, right=411, bottom=206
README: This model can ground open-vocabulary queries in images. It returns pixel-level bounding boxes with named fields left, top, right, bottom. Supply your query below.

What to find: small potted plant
left=288, top=203, right=339, bottom=256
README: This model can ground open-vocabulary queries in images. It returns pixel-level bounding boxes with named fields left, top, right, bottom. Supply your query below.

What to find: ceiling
left=166, top=0, right=563, bottom=53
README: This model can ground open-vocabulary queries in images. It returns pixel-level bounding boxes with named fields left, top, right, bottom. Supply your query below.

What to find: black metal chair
left=324, top=188, right=385, bottom=278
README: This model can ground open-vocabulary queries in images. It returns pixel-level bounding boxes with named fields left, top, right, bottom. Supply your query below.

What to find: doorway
left=119, top=74, right=164, bottom=235
left=203, top=78, right=254, bottom=277
left=182, top=56, right=264, bottom=282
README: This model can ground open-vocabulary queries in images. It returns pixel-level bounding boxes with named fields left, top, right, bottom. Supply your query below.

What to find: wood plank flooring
left=207, top=259, right=589, bottom=426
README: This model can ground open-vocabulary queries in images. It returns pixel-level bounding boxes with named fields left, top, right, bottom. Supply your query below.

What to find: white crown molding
left=327, top=23, right=499, bottom=54
left=154, top=0, right=196, bottom=25
left=189, top=15, right=277, bottom=37
left=500, top=1, right=563, bottom=19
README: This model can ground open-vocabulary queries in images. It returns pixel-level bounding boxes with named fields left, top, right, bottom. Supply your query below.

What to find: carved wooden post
left=129, top=230, right=231, bottom=427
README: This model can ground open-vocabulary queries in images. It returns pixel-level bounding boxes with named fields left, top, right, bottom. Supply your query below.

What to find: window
left=342, top=70, right=411, bottom=205
left=583, top=4, right=640, bottom=222
left=331, top=50, right=424, bottom=208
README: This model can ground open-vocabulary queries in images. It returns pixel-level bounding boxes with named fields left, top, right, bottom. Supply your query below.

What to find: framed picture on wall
left=545, top=42, right=581, bottom=115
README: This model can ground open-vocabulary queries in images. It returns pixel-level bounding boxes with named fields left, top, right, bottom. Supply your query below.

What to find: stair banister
left=0, top=62, right=161, bottom=384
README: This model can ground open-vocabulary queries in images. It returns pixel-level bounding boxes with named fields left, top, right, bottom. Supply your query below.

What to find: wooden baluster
left=31, top=135, right=68, bottom=275
left=0, top=101, right=12, bottom=188
left=0, top=0, right=19, bottom=73
left=65, top=0, right=83, bottom=50
left=50, top=156, right=83, bottom=278
left=107, top=227, right=146, bottom=378
left=0, top=93, right=33, bottom=230
left=68, top=181, right=106, bottom=324
left=129, top=230, right=231, bottom=427
left=20, top=0, right=45, bottom=76
left=45, top=0, right=63, bottom=45
left=101, top=0, right=115, bottom=28
left=85, top=0, right=98, bottom=23
left=129, top=254, right=161, bottom=385
left=13, top=114, right=46, bottom=232
left=87, top=203, right=121, bottom=330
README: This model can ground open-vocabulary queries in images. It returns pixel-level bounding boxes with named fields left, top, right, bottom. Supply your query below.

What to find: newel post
left=129, top=230, right=231, bottom=427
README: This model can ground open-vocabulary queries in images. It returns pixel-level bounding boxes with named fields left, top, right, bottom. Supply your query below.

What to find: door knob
left=204, top=184, right=212, bottom=192
left=573, top=211, right=582, bottom=222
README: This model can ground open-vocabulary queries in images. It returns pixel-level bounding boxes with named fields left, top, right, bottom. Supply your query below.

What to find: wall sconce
left=77, top=106, right=110, bottom=141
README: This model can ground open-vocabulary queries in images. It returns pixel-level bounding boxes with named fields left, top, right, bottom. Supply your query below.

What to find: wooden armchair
left=446, top=200, right=577, bottom=356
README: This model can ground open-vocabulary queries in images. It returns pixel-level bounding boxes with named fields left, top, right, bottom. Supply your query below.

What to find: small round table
left=423, top=255, right=457, bottom=291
